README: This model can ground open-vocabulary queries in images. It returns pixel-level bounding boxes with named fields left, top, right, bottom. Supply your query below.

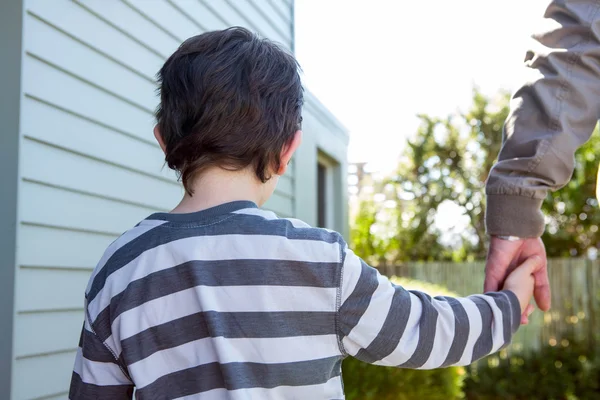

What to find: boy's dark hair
left=155, top=27, right=303, bottom=195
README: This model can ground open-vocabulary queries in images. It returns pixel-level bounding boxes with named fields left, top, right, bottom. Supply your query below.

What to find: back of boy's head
left=155, top=27, right=304, bottom=195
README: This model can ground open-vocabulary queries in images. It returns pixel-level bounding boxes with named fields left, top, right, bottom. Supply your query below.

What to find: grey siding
left=13, top=1, right=347, bottom=398
left=0, top=1, right=23, bottom=399
left=295, top=90, right=349, bottom=237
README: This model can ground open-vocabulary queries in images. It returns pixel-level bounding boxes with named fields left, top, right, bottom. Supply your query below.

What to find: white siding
left=13, top=1, right=346, bottom=398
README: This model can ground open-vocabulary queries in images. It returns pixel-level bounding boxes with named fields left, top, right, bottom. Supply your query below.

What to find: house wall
left=0, top=0, right=24, bottom=398
left=9, top=1, right=347, bottom=398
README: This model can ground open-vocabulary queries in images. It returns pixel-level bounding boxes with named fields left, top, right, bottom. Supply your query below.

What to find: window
left=317, top=163, right=327, bottom=228
left=316, top=153, right=338, bottom=229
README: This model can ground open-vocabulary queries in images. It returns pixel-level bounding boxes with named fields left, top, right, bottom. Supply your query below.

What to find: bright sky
left=295, top=0, right=549, bottom=172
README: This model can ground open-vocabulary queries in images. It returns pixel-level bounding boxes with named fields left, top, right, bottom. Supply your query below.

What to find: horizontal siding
left=21, top=96, right=295, bottom=200
left=21, top=136, right=292, bottom=217
left=18, top=224, right=117, bottom=269
left=131, top=0, right=213, bottom=34
left=25, top=13, right=159, bottom=112
left=268, top=0, right=293, bottom=25
left=264, top=192, right=294, bottom=217
left=75, top=0, right=183, bottom=57
left=27, top=0, right=163, bottom=79
left=14, top=310, right=84, bottom=359
left=170, top=0, right=229, bottom=32
left=16, top=268, right=90, bottom=313
left=20, top=180, right=157, bottom=234
left=13, top=308, right=83, bottom=398
left=277, top=170, right=294, bottom=197
left=21, top=97, right=172, bottom=182
left=225, top=0, right=291, bottom=46
left=21, top=138, right=181, bottom=210
left=23, top=53, right=155, bottom=145
left=13, top=350, right=76, bottom=400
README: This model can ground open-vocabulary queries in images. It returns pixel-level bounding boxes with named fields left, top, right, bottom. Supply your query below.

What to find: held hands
left=501, top=256, right=544, bottom=321
left=486, top=237, right=549, bottom=324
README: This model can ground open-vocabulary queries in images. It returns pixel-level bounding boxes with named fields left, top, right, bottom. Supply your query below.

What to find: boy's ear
left=154, top=125, right=167, bottom=155
left=277, top=130, right=302, bottom=175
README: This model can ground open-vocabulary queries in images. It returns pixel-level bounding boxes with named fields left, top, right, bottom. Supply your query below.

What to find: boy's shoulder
left=230, top=207, right=345, bottom=244
left=88, top=207, right=346, bottom=291
left=84, top=218, right=168, bottom=295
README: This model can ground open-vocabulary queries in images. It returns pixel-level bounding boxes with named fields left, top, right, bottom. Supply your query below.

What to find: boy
left=70, top=27, right=538, bottom=400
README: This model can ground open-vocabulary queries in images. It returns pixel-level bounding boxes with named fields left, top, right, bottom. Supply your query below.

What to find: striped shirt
left=70, top=201, right=521, bottom=400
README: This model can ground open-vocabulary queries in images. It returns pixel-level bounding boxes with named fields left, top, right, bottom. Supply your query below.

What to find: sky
left=295, top=0, right=549, bottom=172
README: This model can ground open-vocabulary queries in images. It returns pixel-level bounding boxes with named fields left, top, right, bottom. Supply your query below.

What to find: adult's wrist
left=495, top=235, right=522, bottom=242
left=485, top=194, right=545, bottom=237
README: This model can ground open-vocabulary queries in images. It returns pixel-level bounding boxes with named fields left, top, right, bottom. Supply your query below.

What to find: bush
left=464, top=337, right=600, bottom=400
left=343, top=359, right=465, bottom=400
left=342, top=277, right=466, bottom=400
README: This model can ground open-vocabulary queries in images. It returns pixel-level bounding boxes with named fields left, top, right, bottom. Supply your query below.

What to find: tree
left=541, top=126, right=600, bottom=258
left=351, top=87, right=600, bottom=263
left=391, top=88, right=509, bottom=260
left=351, top=88, right=509, bottom=263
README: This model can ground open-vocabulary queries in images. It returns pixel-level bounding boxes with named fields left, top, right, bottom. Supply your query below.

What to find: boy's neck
left=170, top=167, right=268, bottom=214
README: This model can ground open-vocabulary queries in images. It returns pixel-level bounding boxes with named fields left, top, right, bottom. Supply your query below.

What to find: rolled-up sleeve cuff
left=485, top=194, right=545, bottom=238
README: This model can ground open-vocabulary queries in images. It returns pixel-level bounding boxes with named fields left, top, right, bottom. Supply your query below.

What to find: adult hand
left=484, top=237, right=549, bottom=324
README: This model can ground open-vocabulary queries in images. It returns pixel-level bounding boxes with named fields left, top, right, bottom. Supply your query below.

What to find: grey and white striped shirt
left=70, top=201, right=521, bottom=399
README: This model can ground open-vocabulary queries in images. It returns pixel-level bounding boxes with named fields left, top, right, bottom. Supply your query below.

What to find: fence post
left=586, top=257, right=597, bottom=351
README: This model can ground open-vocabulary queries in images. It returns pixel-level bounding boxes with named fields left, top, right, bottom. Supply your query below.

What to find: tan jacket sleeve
left=486, top=0, right=600, bottom=238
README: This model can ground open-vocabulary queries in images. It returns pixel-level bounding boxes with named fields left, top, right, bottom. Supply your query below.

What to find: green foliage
left=464, top=338, right=600, bottom=400
left=342, top=277, right=465, bottom=400
left=352, top=88, right=509, bottom=263
left=350, top=199, right=385, bottom=266
left=542, top=127, right=600, bottom=258
left=352, top=87, right=600, bottom=262
left=343, top=361, right=466, bottom=400
left=394, top=89, right=509, bottom=260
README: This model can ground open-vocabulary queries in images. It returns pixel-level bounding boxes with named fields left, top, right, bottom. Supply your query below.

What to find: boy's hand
left=501, top=256, right=542, bottom=324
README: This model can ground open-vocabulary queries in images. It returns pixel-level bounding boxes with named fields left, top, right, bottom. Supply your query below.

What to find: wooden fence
left=381, top=259, right=600, bottom=354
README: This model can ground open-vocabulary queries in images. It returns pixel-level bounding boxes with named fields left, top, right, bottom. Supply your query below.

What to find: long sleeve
left=69, top=318, right=134, bottom=399
left=486, top=0, right=600, bottom=237
left=337, top=247, right=521, bottom=368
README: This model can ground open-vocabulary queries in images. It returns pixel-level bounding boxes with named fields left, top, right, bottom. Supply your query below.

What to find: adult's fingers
left=533, top=264, right=551, bottom=311
left=483, top=261, right=505, bottom=293
left=484, top=237, right=522, bottom=293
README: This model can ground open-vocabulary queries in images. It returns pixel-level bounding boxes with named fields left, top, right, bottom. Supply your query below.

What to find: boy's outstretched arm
left=69, top=317, right=134, bottom=399
left=338, top=247, right=532, bottom=368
